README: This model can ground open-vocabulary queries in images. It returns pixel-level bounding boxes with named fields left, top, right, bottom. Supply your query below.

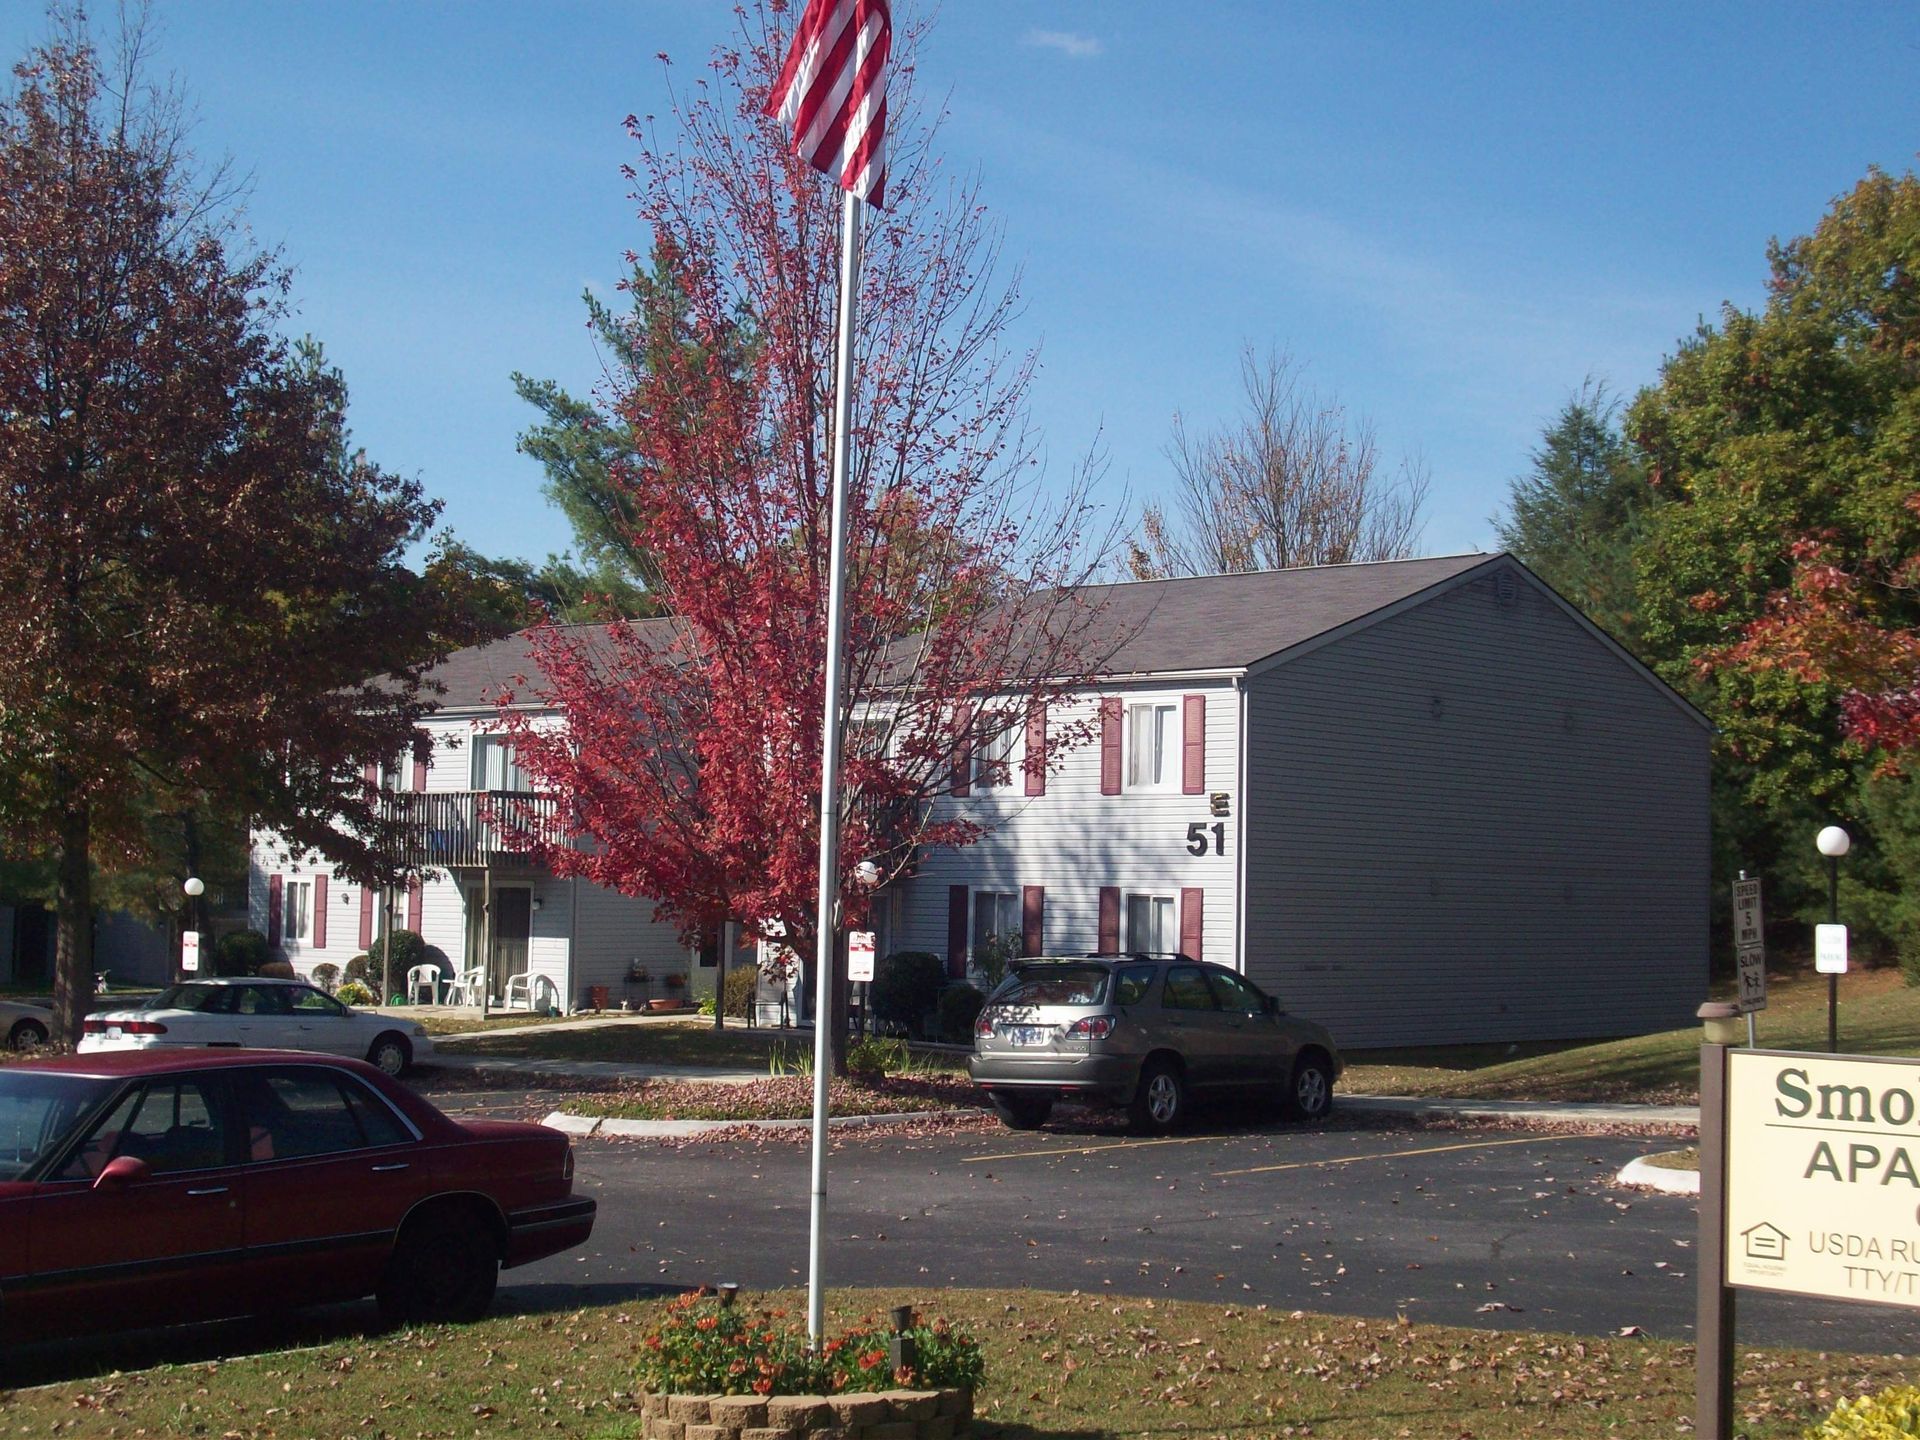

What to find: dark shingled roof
left=1066, top=552, right=1495, bottom=675
left=423, top=554, right=1497, bottom=711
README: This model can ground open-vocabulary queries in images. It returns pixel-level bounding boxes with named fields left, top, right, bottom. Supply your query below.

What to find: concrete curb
left=1617, top=1154, right=1700, bottom=1194
left=543, top=1107, right=979, bottom=1139
left=1342, top=1094, right=1700, bottom=1129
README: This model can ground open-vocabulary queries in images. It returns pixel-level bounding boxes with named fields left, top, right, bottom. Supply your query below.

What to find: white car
left=78, top=977, right=434, bottom=1076
left=1, top=1000, right=51, bottom=1051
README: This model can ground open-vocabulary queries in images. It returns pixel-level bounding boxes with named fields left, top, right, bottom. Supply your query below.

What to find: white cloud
left=1022, top=28, right=1103, bottom=60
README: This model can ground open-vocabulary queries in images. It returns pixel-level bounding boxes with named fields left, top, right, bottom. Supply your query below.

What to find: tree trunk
left=829, top=928, right=850, bottom=1079
left=51, top=792, right=94, bottom=1046
left=713, top=932, right=727, bottom=1032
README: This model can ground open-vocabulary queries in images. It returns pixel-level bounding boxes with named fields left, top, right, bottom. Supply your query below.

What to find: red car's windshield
left=0, top=1072, right=116, bottom=1180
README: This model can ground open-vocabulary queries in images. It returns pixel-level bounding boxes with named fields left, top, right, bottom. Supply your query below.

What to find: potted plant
left=628, top=963, right=650, bottom=984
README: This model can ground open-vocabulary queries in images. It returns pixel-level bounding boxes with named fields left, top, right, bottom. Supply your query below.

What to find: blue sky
left=5, top=2, right=1917, bottom=566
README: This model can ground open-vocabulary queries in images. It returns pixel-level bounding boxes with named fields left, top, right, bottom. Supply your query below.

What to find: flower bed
left=635, top=1294, right=982, bottom=1439
left=568, top=1074, right=978, bottom=1122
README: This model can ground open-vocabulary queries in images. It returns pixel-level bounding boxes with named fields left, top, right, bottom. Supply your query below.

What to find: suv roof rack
left=1082, top=951, right=1200, bottom=964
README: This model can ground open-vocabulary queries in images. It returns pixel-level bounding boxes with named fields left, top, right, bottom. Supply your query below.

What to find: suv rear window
left=993, top=965, right=1109, bottom=1007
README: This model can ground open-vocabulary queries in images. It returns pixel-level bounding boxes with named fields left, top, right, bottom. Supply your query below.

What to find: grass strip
left=560, top=1073, right=979, bottom=1121
left=0, top=1287, right=1907, bottom=1438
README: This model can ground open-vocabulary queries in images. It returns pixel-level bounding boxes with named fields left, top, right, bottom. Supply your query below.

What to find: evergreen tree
left=1494, top=382, right=1650, bottom=643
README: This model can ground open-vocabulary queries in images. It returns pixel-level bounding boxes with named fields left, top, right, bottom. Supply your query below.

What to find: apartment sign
left=1726, top=1050, right=1920, bottom=1306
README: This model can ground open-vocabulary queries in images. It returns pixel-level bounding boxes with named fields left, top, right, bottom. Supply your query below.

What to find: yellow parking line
left=1214, top=1133, right=1591, bottom=1177
left=962, top=1133, right=1233, bottom=1164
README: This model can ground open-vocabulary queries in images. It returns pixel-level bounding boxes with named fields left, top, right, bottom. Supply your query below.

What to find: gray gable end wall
left=1242, top=561, right=1710, bottom=1049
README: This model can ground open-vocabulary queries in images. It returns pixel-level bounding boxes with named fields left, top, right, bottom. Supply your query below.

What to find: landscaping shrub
left=722, top=964, right=758, bottom=1020
left=870, top=950, right=945, bottom=1037
left=636, top=1292, right=982, bottom=1397
left=937, top=983, right=986, bottom=1044
left=256, top=958, right=295, bottom=980
left=310, top=962, right=340, bottom=992
left=845, top=1036, right=910, bottom=1077
left=343, top=954, right=371, bottom=986
left=367, top=929, right=427, bottom=996
left=1809, top=1384, right=1920, bottom=1436
left=697, top=994, right=717, bottom=1016
left=213, top=928, right=269, bottom=977
left=335, top=980, right=375, bottom=1006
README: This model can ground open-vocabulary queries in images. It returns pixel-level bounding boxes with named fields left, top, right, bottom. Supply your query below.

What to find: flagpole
left=808, top=184, right=862, bottom=1344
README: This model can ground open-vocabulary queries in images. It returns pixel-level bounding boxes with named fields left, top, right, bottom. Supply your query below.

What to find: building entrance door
left=491, top=888, right=531, bottom=1002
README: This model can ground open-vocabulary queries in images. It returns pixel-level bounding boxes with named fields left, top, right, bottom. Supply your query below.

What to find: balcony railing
left=379, top=791, right=563, bottom=870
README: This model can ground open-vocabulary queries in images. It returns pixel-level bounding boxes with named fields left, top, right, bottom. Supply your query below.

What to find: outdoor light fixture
left=853, top=860, right=880, bottom=886
left=182, top=877, right=205, bottom=898
left=1816, top=824, right=1852, bottom=1053
left=531, top=897, right=544, bottom=912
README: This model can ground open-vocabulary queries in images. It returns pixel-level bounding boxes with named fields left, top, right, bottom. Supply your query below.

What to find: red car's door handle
left=370, top=1162, right=411, bottom=1173
left=186, top=1185, right=229, bottom=1196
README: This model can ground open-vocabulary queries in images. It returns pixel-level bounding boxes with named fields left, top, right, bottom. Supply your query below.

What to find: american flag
left=764, top=0, right=891, bottom=209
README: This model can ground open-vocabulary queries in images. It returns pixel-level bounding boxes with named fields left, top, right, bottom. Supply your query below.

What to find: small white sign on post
left=181, top=929, right=200, bottom=973
left=847, top=930, right=876, bottom=983
left=1815, top=923, right=1850, bottom=975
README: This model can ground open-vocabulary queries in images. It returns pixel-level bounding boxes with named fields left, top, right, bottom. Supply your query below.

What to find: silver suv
left=967, top=953, right=1342, bottom=1133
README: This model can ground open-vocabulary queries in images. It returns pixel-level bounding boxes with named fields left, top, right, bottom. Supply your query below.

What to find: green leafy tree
left=1628, top=163, right=1920, bottom=939
left=1494, top=381, right=1651, bottom=642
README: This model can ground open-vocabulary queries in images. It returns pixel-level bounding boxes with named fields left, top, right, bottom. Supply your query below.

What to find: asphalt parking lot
left=505, top=1114, right=1920, bottom=1355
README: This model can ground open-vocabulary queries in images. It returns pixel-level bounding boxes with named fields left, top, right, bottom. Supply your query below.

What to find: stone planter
left=638, top=1386, right=972, bottom=1440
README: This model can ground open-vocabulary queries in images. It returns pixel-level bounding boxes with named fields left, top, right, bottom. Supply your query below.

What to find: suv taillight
left=974, top=1012, right=995, bottom=1038
left=1066, top=1016, right=1114, bottom=1039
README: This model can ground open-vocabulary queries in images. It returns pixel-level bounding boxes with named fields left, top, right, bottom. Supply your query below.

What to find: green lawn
left=1342, top=965, right=1919, bottom=1105
left=0, top=1288, right=1901, bottom=1438
left=439, top=1019, right=968, bottom=1073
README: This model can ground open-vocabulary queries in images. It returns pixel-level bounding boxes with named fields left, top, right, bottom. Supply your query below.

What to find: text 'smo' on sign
left=1727, top=1050, right=1920, bottom=1306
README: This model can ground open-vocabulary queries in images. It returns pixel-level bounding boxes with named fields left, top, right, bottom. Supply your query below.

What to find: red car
left=0, top=1049, right=595, bottom=1341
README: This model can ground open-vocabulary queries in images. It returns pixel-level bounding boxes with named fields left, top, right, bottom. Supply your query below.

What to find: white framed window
left=284, top=880, right=313, bottom=945
left=972, top=722, right=1019, bottom=788
left=472, top=735, right=529, bottom=793
left=972, top=889, right=1020, bottom=960
left=1126, top=702, right=1178, bottom=790
left=1124, top=892, right=1175, bottom=953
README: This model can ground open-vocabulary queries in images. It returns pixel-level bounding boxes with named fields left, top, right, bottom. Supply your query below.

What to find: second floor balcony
left=379, top=791, right=563, bottom=870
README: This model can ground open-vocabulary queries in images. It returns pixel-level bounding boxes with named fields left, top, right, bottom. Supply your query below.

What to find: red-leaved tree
left=497, top=3, right=1114, bottom=1063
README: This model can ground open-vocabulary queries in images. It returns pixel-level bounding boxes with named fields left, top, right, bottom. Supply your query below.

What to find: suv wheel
left=1288, top=1054, right=1334, bottom=1121
left=8, top=1019, right=47, bottom=1051
left=988, top=1091, right=1053, bottom=1130
left=1130, top=1058, right=1187, bottom=1134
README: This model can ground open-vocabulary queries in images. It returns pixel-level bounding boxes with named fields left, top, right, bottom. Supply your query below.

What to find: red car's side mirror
left=92, top=1154, right=151, bottom=1192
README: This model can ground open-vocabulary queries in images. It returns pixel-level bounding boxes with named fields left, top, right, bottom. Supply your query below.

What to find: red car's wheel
left=377, top=1209, right=499, bottom=1325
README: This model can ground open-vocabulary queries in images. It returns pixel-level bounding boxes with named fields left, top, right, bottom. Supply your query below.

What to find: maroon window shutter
left=1021, top=885, right=1044, bottom=956
left=359, top=887, right=375, bottom=949
left=312, top=875, right=328, bottom=949
left=950, top=705, right=973, bottom=798
left=1099, top=697, right=1122, bottom=795
left=361, top=762, right=377, bottom=791
left=411, top=756, right=427, bottom=792
left=1024, top=704, right=1047, bottom=797
left=1098, top=886, right=1120, bottom=952
left=946, top=885, right=969, bottom=978
left=1183, top=694, right=1206, bottom=795
left=406, top=877, right=423, bottom=932
left=1179, top=888, right=1204, bottom=962
left=267, top=875, right=283, bottom=947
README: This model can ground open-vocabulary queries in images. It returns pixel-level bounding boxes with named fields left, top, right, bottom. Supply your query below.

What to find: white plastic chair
left=444, top=967, right=483, bottom=1007
left=502, top=974, right=532, bottom=1011
left=406, top=965, right=441, bottom=1005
